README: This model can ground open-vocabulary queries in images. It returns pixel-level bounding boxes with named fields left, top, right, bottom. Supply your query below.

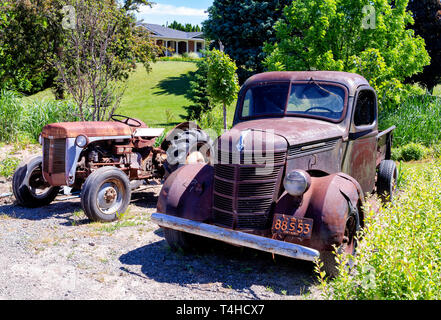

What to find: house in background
left=137, top=23, right=207, bottom=57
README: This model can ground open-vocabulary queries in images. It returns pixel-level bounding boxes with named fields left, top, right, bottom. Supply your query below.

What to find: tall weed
left=318, top=161, right=441, bottom=300
left=0, top=90, right=24, bottom=142
left=379, top=95, right=441, bottom=147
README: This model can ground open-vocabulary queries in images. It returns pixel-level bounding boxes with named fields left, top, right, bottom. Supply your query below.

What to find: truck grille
left=43, top=138, right=66, bottom=174
left=213, top=150, right=286, bottom=230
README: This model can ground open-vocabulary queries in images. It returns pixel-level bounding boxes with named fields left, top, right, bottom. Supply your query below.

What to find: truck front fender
left=157, top=164, right=214, bottom=222
left=274, top=173, right=364, bottom=252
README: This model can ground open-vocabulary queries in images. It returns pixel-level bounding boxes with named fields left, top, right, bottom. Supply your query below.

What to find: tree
left=0, top=1, right=63, bottom=93
left=165, top=21, right=202, bottom=32
left=407, top=0, right=441, bottom=93
left=206, top=49, right=240, bottom=130
left=185, top=57, right=210, bottom=121
left=264, top=0, right=431, bottom=110
left=54, top=0, right=158, bottom=121
left=202, top=0, right=292, bottom=83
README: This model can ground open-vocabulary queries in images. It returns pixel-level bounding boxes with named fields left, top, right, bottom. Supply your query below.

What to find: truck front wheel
left=12, top=156, right=60, bottom=208
left=81, top=167, right=131, bottom=222
left=163, top=228, right=210, bottom=253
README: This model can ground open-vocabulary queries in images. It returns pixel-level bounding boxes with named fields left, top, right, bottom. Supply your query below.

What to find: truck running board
left=151, top=213, right=320, bottom=262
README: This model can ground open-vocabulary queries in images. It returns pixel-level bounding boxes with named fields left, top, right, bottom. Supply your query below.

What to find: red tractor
left=12, top=115, right=212, bottom=222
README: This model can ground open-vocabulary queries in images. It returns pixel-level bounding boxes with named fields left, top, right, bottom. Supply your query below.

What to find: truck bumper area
left=152, top=213, right=320, bottom=262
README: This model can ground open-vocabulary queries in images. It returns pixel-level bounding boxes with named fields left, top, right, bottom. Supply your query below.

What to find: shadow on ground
left=119, top=238, right=316, bottom=298
left=154, top=71, right=195, bottom=97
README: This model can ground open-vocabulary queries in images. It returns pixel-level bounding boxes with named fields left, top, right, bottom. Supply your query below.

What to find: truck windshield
left=241, top=82, right=346, bottom=121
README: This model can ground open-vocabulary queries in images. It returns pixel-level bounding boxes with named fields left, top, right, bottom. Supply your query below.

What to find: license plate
left=271, top=214, right=314, bottom=239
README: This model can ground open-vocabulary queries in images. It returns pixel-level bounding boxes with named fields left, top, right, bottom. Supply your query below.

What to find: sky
left=136, top=0, right=214, bottom=26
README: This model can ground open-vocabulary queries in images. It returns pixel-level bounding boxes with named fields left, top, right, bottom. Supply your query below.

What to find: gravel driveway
left=0, top=148, right=321, bottom=300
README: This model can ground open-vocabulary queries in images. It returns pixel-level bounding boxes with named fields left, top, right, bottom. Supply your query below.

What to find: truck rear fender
left=157, top=163, right=214, bottom=222
left=274, top=173, right=364, bottom=251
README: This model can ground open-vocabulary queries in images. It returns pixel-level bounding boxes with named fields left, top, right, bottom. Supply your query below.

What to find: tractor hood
left=41, top=121, right=134, bottom=139
left=230, top=118, right=345, bottom=147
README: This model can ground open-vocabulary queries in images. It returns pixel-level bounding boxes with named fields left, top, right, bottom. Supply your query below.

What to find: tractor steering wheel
left=111, top=115, right=142, bottom=128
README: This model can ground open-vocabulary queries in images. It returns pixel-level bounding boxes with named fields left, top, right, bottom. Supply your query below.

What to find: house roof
left=137, top=23, right=205, bottom=40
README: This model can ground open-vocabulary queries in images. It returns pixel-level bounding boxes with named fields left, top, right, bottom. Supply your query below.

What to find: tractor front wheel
left=81, top=167, right=131, bottom=222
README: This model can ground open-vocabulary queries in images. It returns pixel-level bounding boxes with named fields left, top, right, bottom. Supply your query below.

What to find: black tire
left=81, top=167, right=131, bottom=222
left=164, top=228, right=211, bottom=253
left=164, top=128, right=213, bottom=177
left=377, top=160, right=397, bottom=203
left=12, top=156, right=60, bottom=208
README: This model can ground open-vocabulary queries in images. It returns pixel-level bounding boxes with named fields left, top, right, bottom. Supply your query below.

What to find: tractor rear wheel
left=164, top=128, right=213, bottom=178
left=81, top=167, right=131, bottom=222
left=12, top=156, right=60, bottom=208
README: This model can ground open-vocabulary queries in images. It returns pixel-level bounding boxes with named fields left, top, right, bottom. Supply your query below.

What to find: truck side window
left=354, top=90, right=376, bottom=126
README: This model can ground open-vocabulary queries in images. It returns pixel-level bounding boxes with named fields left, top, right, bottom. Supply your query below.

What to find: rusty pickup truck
left=152, top=71, right=396, bottom=275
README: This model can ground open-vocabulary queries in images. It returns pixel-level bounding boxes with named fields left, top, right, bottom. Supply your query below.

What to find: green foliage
left=0, top=156, right=20, bottom=179
left=0, top=1, right=62, bottom=93
left=379, top=95, right=441, bottom=147
left=165, top=21, right=202, bottom=33
left=392, top=143, right=430, bottom=162
left=196, top=104, right=226, bottom=138
left=203, top=0, right=292, bottom=82
left=319, top=161, right=441, bottom=299
left=206, top=49, right=240, bottom=129
left=0, top=90, right=24, bottom=142
left=22, top=100, right=87, bottom=141
left=185, top=57, right=211, bottom=120
left=264, top=0, right=431, bottom=111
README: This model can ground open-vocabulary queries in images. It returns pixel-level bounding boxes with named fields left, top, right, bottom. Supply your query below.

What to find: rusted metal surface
left=155, top=71, right=395, bottom=262
left=41, top=121, right=135, bottom=139
left=152, top=213, right=320, bottom=262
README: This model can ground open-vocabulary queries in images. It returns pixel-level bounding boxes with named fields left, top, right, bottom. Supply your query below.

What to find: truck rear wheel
left=377, top=160, right=397, bottom=203
left=164, top=128, right=212, bottom=178
left=81, top=167, right=131, bottom=222
left=12, top=156, right=60, bottom=208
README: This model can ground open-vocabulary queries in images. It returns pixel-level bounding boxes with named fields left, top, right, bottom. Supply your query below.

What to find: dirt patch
left=0, top=144, right=322, bottom=300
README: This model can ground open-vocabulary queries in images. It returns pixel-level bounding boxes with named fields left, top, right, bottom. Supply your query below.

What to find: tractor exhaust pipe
left=152, top=213, right=320, bottom=262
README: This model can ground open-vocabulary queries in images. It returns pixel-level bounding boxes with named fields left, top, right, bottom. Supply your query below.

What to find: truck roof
left=244, top=71, right=370, bottom=96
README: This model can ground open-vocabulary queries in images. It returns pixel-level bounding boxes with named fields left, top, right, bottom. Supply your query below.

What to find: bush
left=0, top=90, right=24, bottom=143
left=392, top=143, right=430, bottom=162
left=318, top=161, right=441, bottom=299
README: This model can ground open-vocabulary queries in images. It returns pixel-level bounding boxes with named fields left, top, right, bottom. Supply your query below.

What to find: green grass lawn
left=28, top=60, right=237, bottom=131
left=120, top=61, right=197, bottom=129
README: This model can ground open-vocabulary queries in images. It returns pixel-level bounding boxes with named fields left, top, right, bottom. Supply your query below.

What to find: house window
left=354, top=90, right=376, bottom=126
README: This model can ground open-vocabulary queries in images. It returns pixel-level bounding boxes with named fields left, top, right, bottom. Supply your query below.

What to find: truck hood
left=231, top=118, right=345, bottom=147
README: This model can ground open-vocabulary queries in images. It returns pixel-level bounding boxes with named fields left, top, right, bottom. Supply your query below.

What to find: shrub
left=0, top=90, right=24, bottom=143
left=317, top=161, right=441, bottom=299
left=185, top=57, right=210, bottom=120
left=392, top=143, right=430, bottom=162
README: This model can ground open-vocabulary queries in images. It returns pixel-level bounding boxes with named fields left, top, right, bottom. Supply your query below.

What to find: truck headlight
left=283, top=170, right=311, bottom=197
left=75, top=135, right=89, bottom=148
left=38, top=134, right=43, bottom=145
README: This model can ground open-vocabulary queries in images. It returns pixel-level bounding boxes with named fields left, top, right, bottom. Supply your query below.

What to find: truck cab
left=153, top=71, right=396, bottom=276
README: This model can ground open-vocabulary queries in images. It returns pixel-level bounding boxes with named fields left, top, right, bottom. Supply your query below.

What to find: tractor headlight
left=75, top=135, right=89, bottom=148
left=283, top=170, right=311, bottom=197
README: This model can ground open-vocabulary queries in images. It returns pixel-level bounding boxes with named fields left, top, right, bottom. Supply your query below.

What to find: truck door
left=343, top=88, right=378, bottom=194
